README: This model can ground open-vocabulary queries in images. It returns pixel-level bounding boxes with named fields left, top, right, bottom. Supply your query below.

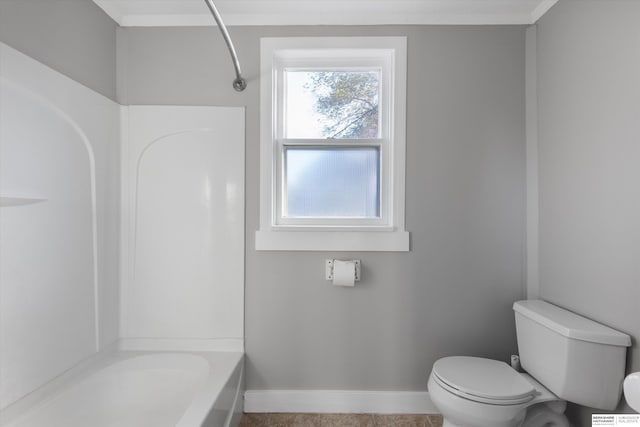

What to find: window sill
left=255, top=229, right=409, bottom=252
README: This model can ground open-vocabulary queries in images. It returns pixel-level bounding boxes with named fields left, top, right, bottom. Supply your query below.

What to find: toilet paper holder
left=325, top=259, right=361, bottom=281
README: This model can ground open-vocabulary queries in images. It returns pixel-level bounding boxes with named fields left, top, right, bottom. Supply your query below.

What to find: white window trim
left=257, top=36, right=409, bottom=251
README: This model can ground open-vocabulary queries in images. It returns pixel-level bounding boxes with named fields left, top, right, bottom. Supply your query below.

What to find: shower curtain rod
left=204, top=0, right=247, bottom=92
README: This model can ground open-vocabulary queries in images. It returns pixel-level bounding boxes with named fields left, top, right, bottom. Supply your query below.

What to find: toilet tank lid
left=513, top=300, right=631, bottom=347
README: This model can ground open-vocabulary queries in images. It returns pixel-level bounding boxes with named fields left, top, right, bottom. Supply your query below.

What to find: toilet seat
left=432, top=356, right=536, bottom=406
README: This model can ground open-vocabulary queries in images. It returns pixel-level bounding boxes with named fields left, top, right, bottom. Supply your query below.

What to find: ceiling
left=93, top=0, right=560, bottom=27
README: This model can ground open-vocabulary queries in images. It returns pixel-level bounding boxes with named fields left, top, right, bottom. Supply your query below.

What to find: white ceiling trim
left=530, top=0, right=560, bottom=23
left=93, top=0, right=560, bottom=27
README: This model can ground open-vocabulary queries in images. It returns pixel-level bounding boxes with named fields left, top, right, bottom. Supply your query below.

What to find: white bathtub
left=0, top=351, right=243, bottom=427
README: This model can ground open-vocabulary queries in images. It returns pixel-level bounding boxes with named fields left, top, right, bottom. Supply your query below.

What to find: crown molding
left=530, top=0, right=560, bottom=23
left=93, top=0, right=560, bottom=27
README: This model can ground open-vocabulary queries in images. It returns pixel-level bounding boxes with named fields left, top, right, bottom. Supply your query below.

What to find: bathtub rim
left=0, top=343, right=244, bottom=427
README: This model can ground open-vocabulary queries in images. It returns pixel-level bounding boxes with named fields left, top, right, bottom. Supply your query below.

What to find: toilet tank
left=513, top=300, right=631, bottom=410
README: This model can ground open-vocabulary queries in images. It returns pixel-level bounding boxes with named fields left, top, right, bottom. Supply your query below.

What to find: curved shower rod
left=204, top=0, right=247, bottom=92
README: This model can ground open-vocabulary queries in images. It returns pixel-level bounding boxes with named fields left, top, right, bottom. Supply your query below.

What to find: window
left=257, top=37, right=409, bottom=251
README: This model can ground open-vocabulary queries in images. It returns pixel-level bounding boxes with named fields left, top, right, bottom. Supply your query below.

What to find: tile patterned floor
left=239, top=413, right=443, bottom=427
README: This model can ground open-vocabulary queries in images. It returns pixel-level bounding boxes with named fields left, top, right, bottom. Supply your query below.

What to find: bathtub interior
left=0, top=41, right=245, bottom=425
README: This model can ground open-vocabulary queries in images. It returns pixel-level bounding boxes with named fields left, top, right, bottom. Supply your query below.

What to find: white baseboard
left=244, top=390, right=438, bottom=414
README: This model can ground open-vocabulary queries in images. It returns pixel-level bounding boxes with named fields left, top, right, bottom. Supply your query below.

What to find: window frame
left=278, top=60, right=388, bottom=227
left=257, top=37, right=409, bottom=251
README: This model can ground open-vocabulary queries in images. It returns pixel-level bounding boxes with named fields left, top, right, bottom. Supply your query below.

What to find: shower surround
left=0, top=42, right=245, bottom=427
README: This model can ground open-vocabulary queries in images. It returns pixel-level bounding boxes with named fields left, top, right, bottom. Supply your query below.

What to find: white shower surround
left=120, top=105, right=245, bottom=351
left=0, top=42, right=245, bottom=426
left=0, top=42, right=120, bottom=410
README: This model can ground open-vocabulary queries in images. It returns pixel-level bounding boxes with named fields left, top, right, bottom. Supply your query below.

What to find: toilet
left=428, top=300, right=632, bottom=427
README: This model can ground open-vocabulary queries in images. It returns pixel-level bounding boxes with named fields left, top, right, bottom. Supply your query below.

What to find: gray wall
left=536, top=0, right=640, bottom=424
left=0, top=0, right=118, bottom=101
left=119, top=25, right=526, bottom=391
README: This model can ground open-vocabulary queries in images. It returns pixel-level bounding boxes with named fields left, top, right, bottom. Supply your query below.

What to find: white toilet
left=428, top=300, right=632, bottom=427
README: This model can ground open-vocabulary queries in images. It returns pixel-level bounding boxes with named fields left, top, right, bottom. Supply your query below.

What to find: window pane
left=285, top=71, right=380, bottom=139
left=284, top=147, right=380, bottom=218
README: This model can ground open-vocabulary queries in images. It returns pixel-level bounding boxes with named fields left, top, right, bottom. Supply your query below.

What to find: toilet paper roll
left=332, top=260, right=356, bottom=287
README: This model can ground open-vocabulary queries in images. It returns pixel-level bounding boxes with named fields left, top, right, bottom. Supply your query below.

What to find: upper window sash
left=274, top=58, right=392, bottom=142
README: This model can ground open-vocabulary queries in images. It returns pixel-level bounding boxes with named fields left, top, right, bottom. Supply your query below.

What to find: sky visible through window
left=285, top=71, right=325, bottom=138
left=284, top=70, right=380, bottom=139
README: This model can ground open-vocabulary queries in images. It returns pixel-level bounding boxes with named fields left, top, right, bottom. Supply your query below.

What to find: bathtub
left=0, top=351, right=243, bottom=427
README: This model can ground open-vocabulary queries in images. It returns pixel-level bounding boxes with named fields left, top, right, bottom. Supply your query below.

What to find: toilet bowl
left=427, top=300, right=631, bottom=427
left=428, top=356, right=567, bottom=427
